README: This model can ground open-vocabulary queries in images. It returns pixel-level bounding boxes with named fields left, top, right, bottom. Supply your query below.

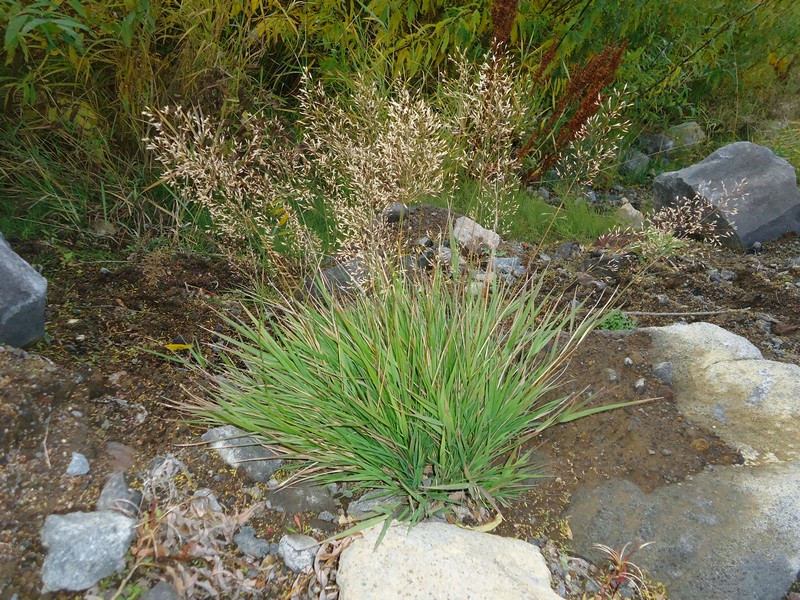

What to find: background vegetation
left=1, top=0, right=797, bottom=250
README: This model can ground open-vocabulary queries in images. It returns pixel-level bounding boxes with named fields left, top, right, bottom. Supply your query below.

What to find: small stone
left=661, top=448, right=673, bottom=457
left=634, top=378, right=647, bottom=394
left=755, top=319, right=772, bottom=334
left=708, top=269, right=722, bottom=283
left=657, top=294, right=670, bottom=305
left=318, top=511, right=336, bottom=522
left=70, top=410, right=83, bottom=418
left=604, top=368, right=619, bottom=383
left=652, top=362, right=673, bottom=385
left=191, top=489, right=222, bottom=513
left=720, top=269, right=736, bottom=281
left=383, top=202, right=409, bottom=223
left=414, top=236, right=434, bottom=248
left=141, top=581, right=181, bottom=600
left=624, top=357, right=634, bottom=367
left=99, top=267, right=112, bottom=276
left=648, top=449, right=656, bottom=455
left=537, top=187, right=550, bottom=201
left=96, top=472, right=142, bottom=517
left=66, top=452, right=90, bottom=476
left=278, top=534, right=319, bottom=573
left=234, top=526, right=271, bottom=559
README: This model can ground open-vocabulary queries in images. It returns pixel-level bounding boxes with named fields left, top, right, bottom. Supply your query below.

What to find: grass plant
left=180, top=266, right=629, bottom=524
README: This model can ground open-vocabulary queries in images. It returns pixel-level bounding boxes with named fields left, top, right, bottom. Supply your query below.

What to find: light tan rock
left=337, top=521, right=563, bottom=600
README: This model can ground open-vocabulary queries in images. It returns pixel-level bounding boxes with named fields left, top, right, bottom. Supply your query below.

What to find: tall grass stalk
left=182, top=267, right=619, bottom=523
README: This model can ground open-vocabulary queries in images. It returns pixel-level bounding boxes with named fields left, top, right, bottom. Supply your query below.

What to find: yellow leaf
left=164, top=343, right=193, bottom=351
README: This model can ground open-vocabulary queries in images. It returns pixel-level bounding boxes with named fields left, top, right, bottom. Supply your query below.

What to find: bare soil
left=2, top=209, right=800, bottom=599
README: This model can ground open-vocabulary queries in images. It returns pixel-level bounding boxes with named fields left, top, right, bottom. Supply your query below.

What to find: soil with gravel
left=2, top=205, right=800, bottom=599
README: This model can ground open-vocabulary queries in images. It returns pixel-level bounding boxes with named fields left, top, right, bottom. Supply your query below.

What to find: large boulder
left=653, top=142, right=800, bottom=248
left=0, top=233, right=47, bottom=347
left=337, top=521, right=562, bottom=600
left=565, top=322, right=800, bottom=600
left=646, top=322, right=800, bottom=463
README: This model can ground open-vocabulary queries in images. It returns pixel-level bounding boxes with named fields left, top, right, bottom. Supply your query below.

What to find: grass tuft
left=180, top=267, right=616, bottom=524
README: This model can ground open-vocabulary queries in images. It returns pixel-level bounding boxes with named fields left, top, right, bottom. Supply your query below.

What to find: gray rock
left=638, top=133, right=674, bottom=158
left=0, top=232, right=47, bottom=348
left=277, top=534, right=318, bottom=573
left=489, top=256, right=526, bottom=278
left=620, top=149, right=650, bottom=179
left=566, top=461, right=800, bottom=600
left=634, top=378, right=647, bottom=394
left=653, top=142, right=800, bottom=247
left=665, top=121, right=706, bottom=152
left=308, top=257, right=369, bottom=298
left=337, top=521, right=563, bottom=599
left=96, top=472, right=141, bottom=517
left=452, top=217, right=500, bottom=253
left=202, top=425, right=283, bottom=483
left=604, top=368, right=619, bottom=383
left=382, top=202, right=409, bottom=223
left=141, top=581, right=181, bottom=600
left=191, top=488, right=223, bottom=513
left=234, top=526, right=271, bottom=558
left=348, top=490, right=403, bottom=518
left=652, top=361, right=673, bottom=385
left=66, top=452, right=90, bottom=476
left=269, top=481, right=337, bottom=514
left=41, top=511, right=136, bottom=591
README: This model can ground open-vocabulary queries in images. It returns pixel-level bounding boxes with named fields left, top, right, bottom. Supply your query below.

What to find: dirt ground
left=2, top=208, right=800, bottom=599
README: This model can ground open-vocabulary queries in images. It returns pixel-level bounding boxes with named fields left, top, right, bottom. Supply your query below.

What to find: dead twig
left=624, top=307, right=751, bottom=317
left=42, top=413, right=52, bottom=469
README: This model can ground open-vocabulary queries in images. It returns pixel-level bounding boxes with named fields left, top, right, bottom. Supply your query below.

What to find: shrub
left=182, top=268, right=617, bottom=524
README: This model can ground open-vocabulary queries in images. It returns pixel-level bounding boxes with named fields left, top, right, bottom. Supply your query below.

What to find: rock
left=489, top=256, right=526, bottom=278
left=347, top=490, right=403, bottom=518
left=566, top=461, right=800, bottom=600
left=96, top=472, right=141, bottom=517
left=638, top=133, right=674, bottom=158
left=634, top=378, right=646, bottom=394
left=141, top=581, right=182, bottom=600
left=202, top=425, right=283, bottom=483
left=66, top=452, right=90, bottom=476
left=646, top=322, right=800, bottom=462
left=382, top=202, right=409, bottom=223
left=652, top=361, right=673, bottom=385
left=604, top=368, right=619, bottom=383
left=337, top=521, right=563, bottom=600
left=665, top=121, right=706, bottom=152
left=268, top=481, right=337, bottom=514
left=191, top=488, right=223, bottom=513
left=452, top=217, right=500, bottom=253
left=277, top=533, right=318, bottom=573
left=620, top=150, right=650, bottom=179
left=653, top=142, right=800, bottom=247
left=41, top=511, right=136, bottom=591
left=307, top=257, right=369, bottom=298
left=616, top=202, right=645, bottom=230
left=0, top=232, right=47, bottom=348
left=234, top=526, right=271, bottom=558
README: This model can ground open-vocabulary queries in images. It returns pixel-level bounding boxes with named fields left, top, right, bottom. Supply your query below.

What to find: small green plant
left=180, top=266, right=635, bottom=526
left=597, top=309, right=638, bottom=331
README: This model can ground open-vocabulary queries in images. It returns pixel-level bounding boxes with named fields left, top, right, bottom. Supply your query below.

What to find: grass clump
left=184, top=268, right=615, bottom=524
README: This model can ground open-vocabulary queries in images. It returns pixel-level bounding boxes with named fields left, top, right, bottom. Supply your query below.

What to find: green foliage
left=597, top=309, right=638, bottom=331
left=184, top=267, right=618, bottom=522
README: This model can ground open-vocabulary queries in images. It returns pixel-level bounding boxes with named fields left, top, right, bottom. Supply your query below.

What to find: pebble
left=624, top=357, right=634, bottom=366
left=604, top=368, right=619, bottom=383
left=661, top=448, right=673, bottom=457
left=66, top=452, right=90, bottom=476
left=634, top=378, right=647, bottom=394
